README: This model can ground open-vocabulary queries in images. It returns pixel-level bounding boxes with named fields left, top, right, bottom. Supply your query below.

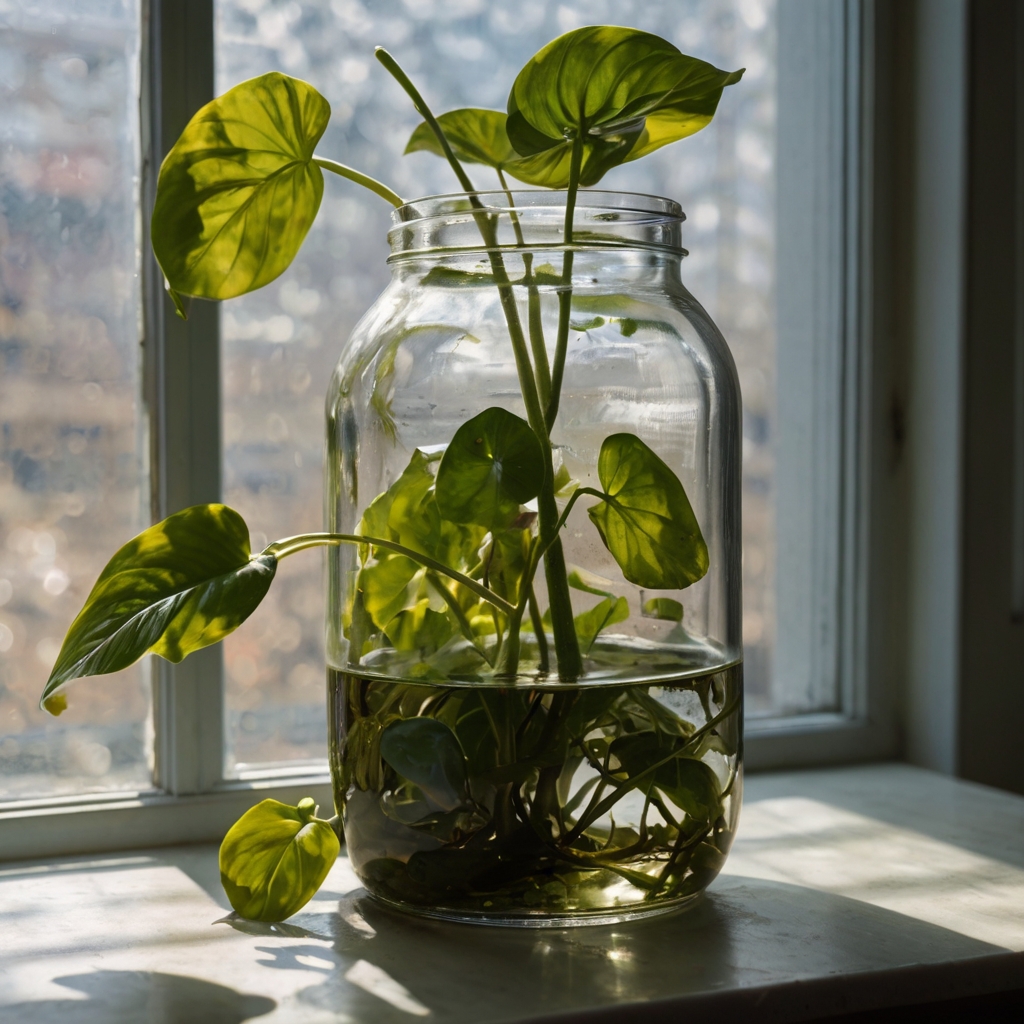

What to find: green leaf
left=505, top=27, right=743, bottom=187
left=482, top=526, right=532, bottom=605
left=151, top=72, right=330, bottom=304
left=435, top=408, right=545, bottom=530
left=380, top=717, right=470, bottom=808
left=40, top=504, right=275, bottom=711
left=642, top=597, right=684, bottom=622
left=406, top=108, right=518, bottom=169
left=355, top=447, right=490, bottom=653
left=553, top=461, right=578, bottom=498
left=567, top=566, right=616, bottom=597
left=360, top=554, right=422, bottom=631
left=588, top=433, right=708, bottom=590
left=384, top=599, right=453, bottom=655
left=573, top=595, right=629, bottom=654
left=219, top=797, right=339, bottom=922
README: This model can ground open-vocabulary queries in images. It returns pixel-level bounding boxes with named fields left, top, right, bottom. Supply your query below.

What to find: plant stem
left=545, top=133, right=585, bottom=432
left=528, top=586, right=549, bottom=672
left=426, top=571, right=493, bottom=666
left=374, top=49, right=476, bottom=195
left=313, top=157, right=404, bottom=207
left=375, top=50, right=581, bottom=679
left=264, top=532, right=515, bottom=616
left=531, top=134, right=586, bottom=678
left=498, top=169, right=551, bottom=409
left=536, top=486, right=606, bottom=562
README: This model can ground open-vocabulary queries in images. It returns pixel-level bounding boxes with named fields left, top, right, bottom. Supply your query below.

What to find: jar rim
left=394, top=189, right=685, bottom=221
left=389, top=189, right=687, bottom=261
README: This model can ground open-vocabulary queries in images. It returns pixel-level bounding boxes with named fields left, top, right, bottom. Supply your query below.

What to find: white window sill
left=1, top=763, right=1021, bottom=1022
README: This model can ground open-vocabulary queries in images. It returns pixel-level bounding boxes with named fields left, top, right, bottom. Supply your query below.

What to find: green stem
left=313, top=157, right=404, bottom=207
left=499, top=169, right=552, bottom=410
left=538, top=487, right=606, bottom=562
left=375, top=49, right=475, bottom=194
left=531, top=134, right=586, bottom=678
left=264, top=532, right=515, bottom=617
left=494, top=601, right=526, bottom=677
left=647, top=824, right=712, bottom=898
left=426, top=571, right=493, bottom=666
left=528, top=586, right=549, bottom=673
left=375, top=50, right=581, bottom=679
left=545, top=133, right=585, bottom=432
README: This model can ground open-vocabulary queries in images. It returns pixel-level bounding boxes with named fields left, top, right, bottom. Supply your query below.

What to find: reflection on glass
left=0, top=1, right=150, bottom=798
left=216, top=0, right=778, bottom=771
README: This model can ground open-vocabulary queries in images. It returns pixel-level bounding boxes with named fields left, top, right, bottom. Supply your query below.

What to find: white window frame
left=1, top=0, right=975, bottom=858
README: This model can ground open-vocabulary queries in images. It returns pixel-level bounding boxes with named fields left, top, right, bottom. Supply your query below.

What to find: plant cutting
left=39, top=26, right=745, bottom=926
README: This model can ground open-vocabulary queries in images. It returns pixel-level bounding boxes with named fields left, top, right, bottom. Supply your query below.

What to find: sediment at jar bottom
left=327, top=661, right=742, bottom=921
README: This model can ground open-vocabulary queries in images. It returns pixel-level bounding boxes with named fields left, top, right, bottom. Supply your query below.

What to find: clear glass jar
left=325, top=190, right=743, bottom=926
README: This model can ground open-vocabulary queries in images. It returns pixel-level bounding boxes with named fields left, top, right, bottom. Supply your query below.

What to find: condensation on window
left=0, top=1, right=150, bottom=798
left=216, top=0, right=779, bottom=771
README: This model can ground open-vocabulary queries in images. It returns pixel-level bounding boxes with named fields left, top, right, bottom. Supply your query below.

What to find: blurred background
left=0, top=0, right=779, bottom=794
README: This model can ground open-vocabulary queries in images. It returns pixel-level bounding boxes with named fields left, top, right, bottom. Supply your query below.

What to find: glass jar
left=325, top=190, right=742, bottom=926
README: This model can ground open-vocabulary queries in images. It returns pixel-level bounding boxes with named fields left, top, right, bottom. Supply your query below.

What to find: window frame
left=746, top=0, right=899, bottom=769
left=0, top=0, right=940, bottom=858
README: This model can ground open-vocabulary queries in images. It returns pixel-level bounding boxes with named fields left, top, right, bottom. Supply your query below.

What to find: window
left=0, top=0, right=150, bottom=801
left=0, top=0, right=895, bottom=856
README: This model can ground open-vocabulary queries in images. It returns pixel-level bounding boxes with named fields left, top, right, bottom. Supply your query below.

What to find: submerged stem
left=565, top=694, right=742, bottom=841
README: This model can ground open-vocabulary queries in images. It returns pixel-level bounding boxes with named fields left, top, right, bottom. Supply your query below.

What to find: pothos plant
left=39, top=27, right=742, bottom=922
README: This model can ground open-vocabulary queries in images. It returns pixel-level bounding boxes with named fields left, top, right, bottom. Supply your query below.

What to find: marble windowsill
left=1, top=763, right=1022, bottom=1023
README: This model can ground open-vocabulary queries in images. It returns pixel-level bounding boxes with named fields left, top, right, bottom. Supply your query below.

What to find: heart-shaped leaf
left=40, top=504, right=275, bottom=711
left=380, top=717, right=470, bottom=809
left=505, top=27, right=743, bottom=188
left=406, top=108, right=518, bottom=169
left=152, top=72, right=330, bottom=307
left=588, top=433, right=708, bottom=590
left=220, top=797, right=339, bottom=922
left=435, top=407, right=545, bottom=530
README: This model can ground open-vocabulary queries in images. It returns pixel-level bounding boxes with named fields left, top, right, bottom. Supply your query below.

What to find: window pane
left=215, top=0, right=784, bottom=770
left=0, top=1, right=149, bottom=798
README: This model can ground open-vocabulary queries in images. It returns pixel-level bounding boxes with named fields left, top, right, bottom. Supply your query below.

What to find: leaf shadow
left=3, top=971, right=275, bottom=1024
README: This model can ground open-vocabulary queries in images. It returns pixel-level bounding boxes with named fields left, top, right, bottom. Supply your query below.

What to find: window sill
left=0, top=773, right=333, bottom=861
left=1, top=763, right=1022, bottom=1022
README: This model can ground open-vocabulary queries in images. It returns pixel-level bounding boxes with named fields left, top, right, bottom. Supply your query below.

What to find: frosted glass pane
left=0, top=1, right=150, bottom=798
left=216, top=0, right=778, bottom=771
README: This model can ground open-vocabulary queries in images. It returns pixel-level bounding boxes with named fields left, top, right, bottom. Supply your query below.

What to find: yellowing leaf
left=152, top=72, right=330, bottom=304
left=220, top=798, right=339, bottom=922
left=42, top=694, right=67, bottom=717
